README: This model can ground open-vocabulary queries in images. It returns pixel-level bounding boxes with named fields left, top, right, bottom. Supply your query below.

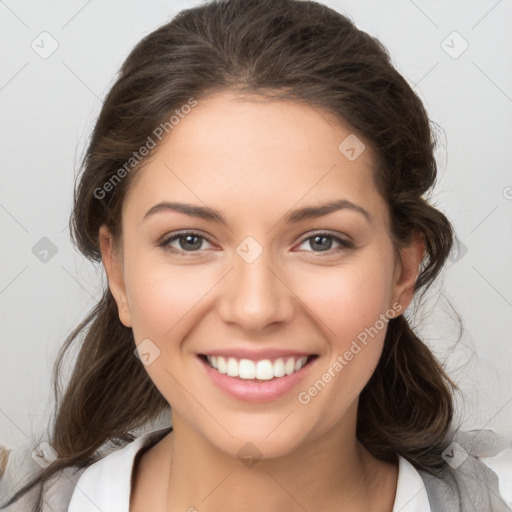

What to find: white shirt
left=67, top=428, right=432, bottom=512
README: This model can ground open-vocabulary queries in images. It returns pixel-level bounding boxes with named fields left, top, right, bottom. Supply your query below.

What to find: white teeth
left=256, top=360, right=274, bottom=380
left=239, top=359, right=255, bottom=379
left=273, top=358, right=286, bottom=377
left=226, top=357, right=238, bottom=377
left=217, top=356, right=227, bottom=374
left=295, top=356, right=308, bottom=372
left=205, top=355, right=310, bottom=380
left=285, top=357, right=295, bottom=375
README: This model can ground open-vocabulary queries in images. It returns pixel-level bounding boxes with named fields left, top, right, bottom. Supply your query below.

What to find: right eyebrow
left=143, top=201, right=227, bottom=225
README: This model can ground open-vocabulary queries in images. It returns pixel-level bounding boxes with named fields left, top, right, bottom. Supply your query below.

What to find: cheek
left=124, top=259, right=219, bottom=405
left=125, top=259, right=215, bottom=342
left=291, top=249, right=396, bottom=419
left=290, top=251, right=396, bottom=346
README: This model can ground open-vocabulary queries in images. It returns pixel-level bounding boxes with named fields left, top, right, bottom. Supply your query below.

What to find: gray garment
left=419, top=455, right=511, bottom=512
left=0, top=429, right=510, bottom=511
left=418, top=429, right=511, bottom=511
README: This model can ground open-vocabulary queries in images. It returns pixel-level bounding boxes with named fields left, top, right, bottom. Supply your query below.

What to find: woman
left=1, top=0, right=509, bottom=510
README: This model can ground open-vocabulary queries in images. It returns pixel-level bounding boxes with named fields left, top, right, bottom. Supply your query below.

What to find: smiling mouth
left=199, top=354, right=318, bottom=381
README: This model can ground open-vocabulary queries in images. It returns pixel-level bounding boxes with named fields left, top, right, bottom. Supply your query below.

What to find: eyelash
left=158, top=230, right=354, bottom=256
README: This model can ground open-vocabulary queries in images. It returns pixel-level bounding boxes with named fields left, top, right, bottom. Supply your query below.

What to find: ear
left=392, top=232, right=425, bottom=314
left=98, top=225, right=132, bottom=327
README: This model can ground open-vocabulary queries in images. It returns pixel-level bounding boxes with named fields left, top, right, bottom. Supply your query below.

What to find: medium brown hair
left=2, top=0, right=457, bottom=507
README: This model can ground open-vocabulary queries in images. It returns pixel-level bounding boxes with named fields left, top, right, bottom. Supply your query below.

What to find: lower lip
left=198, top=356, right=316, bottom=403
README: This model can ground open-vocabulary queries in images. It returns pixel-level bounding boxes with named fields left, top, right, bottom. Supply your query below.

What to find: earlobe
left=392, top=232, right=425, bottom=313
left=98, top=225, right=132, bottom=328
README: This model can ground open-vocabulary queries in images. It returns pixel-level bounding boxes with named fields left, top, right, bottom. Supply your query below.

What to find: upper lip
left=199, top=348, right=316, bottom=361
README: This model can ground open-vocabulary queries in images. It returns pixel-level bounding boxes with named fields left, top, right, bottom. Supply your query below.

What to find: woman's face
left=100, top=90, right=422, bottom=459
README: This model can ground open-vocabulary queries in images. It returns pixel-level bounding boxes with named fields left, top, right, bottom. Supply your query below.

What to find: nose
left=218, top=247, right=295, bottom=333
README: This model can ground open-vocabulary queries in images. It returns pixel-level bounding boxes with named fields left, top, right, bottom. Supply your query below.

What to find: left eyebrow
left=283, top=199, right=372, bottom=224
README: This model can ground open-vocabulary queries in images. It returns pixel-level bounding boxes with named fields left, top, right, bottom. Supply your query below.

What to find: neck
left=163, top=410, right=397, bottom=512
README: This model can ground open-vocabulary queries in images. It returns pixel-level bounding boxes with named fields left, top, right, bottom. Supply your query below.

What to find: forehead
left=123, top=90, right=384, bottom=224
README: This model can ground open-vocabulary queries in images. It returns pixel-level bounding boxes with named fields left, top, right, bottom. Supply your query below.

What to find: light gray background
left=1, top=0, right=511, bottom=451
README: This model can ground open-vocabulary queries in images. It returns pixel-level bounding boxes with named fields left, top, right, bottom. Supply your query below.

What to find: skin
left=99, top=90, right=424, bottom=512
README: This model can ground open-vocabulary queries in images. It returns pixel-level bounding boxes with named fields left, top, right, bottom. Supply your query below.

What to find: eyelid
left=297, top=229, right=352, bottom=245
